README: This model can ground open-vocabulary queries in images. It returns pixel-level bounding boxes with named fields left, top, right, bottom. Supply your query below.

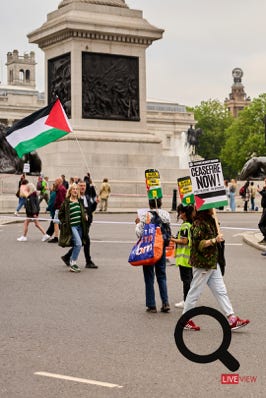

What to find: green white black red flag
left=6, top=99, right=72, bottom=158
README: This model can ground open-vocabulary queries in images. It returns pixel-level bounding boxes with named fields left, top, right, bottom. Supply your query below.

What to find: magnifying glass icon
left=174, top=306, right=240, bottom=372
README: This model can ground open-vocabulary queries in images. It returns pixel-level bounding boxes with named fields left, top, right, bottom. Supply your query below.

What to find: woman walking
left=17, top=183, right=46, bottom=241
left=182, top=208, right=250, bottom=331
left=59, top=183, right=87, bottom=272
left=135, top=198, right=171, bottom=313
left=229, top=179, right=237, bottom=212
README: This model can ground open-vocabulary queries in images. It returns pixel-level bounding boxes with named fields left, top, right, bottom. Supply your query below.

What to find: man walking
left=48, top=177, right=67, bottom=243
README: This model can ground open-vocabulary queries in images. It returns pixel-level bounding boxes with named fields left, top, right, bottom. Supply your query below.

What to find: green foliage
left=191, top=99, right=233, bottom=163
left=221, top=93, right=266, bottom=177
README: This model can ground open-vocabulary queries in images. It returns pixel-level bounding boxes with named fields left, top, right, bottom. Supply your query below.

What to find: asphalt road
left=0, top=212, right=265, bottom=397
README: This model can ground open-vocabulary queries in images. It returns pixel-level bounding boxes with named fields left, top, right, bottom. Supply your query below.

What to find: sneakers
left=161, top=303, right=170, bottom=313
left=258, top=238, right=266, bottom=245
left=146, top=306, right=157, bottom=313
left=48, top=237, right=58, bottom=243
left=229, top=316, right=250, bottom=331
left=61, top=255, right=70, bottom=266
left=174, top=300, right=185, bottom=309
left=17, top=236, right=27, bottom=242
left=69, top=264, right=81, bottom=273
left=184, top=319, right=200, bottom=331
left=14, top=212, right=18, bottom=216
left=85, top=261, right=98, bottom=269
left=41, top=234, right=50, bottom=242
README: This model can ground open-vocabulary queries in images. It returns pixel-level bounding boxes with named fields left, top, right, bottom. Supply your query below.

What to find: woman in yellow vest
left=171, top=203, right=196, bottom=309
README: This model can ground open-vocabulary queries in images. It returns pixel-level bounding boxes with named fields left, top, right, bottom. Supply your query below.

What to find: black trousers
left=179, top=266, right=193, bottom=301
left=258, top=208, right=266, bottom=238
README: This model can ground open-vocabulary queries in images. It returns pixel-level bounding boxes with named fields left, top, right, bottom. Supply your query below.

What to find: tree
left=221, top=93, right=266, bottom=178
left=191, top=99, right=233, bottom=162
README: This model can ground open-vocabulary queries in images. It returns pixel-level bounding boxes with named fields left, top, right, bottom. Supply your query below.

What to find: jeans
left=250, top=197, right=255, bottom=211
left=65, top=224, right=91, bottom=263
left=71, top=225, right=82, bottom=262
left=183, top=265, right=234, bottom=317
left=229, top=192, right=236, bottom=211
left=142, top=251, right=169, bottom=308
left=16, top=197, right=26, bottom=212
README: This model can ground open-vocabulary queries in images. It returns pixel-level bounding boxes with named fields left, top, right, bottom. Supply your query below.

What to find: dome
left=58, top=0, right=128, bottom=8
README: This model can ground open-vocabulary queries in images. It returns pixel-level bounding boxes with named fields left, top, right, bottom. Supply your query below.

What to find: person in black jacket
left=61, top=180, right=98, bottom=268
left=258, top=178, right=266, bottom=245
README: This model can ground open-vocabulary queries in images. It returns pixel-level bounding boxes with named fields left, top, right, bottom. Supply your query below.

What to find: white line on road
left=34, top=372, right=123, bottom=389
left=92, top=240, right=135, bottom=244
left=91, top=240, right=243, bottom=246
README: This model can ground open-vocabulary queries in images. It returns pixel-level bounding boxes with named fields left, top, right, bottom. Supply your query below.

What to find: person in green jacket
left=58, top=183, right=87, bottom=273
left=171, top=204, right=195, bottom=309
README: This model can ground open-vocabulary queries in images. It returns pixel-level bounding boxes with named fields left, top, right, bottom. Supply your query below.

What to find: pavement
left=242, top=230, right=266, bottom=252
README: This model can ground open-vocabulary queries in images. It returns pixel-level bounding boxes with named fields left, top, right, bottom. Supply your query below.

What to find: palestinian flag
left=6, top=99, right=72, bottom=158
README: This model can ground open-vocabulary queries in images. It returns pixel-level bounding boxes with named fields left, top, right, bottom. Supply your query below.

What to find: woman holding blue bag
left=135, top=198, right=171, bottom=313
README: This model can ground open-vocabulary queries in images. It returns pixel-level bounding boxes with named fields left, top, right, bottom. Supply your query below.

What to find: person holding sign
left=182, top=208, right=250, bottom=331
left=135, top=198, right=171, bottom=314
left=171, top=204, right=195, bottom=309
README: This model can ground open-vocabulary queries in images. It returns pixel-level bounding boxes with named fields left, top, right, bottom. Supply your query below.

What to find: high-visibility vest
left=175, top=221, right=192, bottom=268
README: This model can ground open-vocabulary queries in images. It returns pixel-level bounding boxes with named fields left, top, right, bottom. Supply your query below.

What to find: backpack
left=239, top=185, right=246, bottom=197
left=150, top=211, right=171, bottom=247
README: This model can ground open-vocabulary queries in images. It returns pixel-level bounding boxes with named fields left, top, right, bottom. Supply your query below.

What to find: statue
left=232, top=67, right=243, bottom=84
left=186, top=125, right=202, bottom=157
left=0, top=123, right=42, bottom=175
left=239, top=157, right=266, bottom=180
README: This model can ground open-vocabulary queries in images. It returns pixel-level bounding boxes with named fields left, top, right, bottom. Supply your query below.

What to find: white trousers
left=183, top=265, right=234, bottom=317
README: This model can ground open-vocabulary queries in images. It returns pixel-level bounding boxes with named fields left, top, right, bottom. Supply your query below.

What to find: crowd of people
left=224, top=178, right=259, bottom=212
left=13, top=172, right=262, bottom=328
left=15, top=172, right=112, bottom=272
left=134, top=198, right=250, bottom=332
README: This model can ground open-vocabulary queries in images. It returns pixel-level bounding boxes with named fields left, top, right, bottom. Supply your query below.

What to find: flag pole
left=73, top=131, right=90, bottom=174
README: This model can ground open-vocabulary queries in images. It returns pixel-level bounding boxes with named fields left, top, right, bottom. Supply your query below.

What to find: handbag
left=217, top=240, right=226, bottom=276
left=165, top=240, right=175, bottom=258
left=128, top=214, right=164, bottom=266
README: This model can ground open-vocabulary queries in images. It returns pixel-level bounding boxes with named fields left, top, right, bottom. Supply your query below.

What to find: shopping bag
left=128, top=222, right=163, bottom=266
left=165, top=240, right=175, bottom=258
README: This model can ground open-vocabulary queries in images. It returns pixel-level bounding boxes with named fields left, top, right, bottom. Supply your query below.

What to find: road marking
left=92, top=240, right=135, bottom=244
left=34, top=372, right=123, bottom=389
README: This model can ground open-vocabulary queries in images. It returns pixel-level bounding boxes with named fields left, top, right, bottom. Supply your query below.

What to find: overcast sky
left=1, top=0, right=266, bottom=107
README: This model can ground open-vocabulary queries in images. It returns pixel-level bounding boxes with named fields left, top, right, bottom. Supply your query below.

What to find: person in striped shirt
left=58, top=183, right=87, bottom=272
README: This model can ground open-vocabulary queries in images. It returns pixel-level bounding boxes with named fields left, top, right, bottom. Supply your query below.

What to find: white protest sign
left=189, top=158, right=228, bottom=210
left=23, top=163, right=30, bottom=173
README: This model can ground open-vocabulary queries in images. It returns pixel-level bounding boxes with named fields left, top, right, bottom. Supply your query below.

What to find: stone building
left=0, top=50, right=44, bottom=126
left=0, top=0, right=195, bottom=210
left=224, top=67, right=251, bottom=117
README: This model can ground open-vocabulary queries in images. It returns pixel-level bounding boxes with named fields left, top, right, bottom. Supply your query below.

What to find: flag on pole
left=6, top=99, right=72, bottom=158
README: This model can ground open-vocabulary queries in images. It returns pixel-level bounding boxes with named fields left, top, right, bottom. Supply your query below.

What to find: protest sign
left=189, top=159, right=228, bottom=210
left=177, top=176, right=195, bottom=206
left=145, top=169, right=162, bottom=200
